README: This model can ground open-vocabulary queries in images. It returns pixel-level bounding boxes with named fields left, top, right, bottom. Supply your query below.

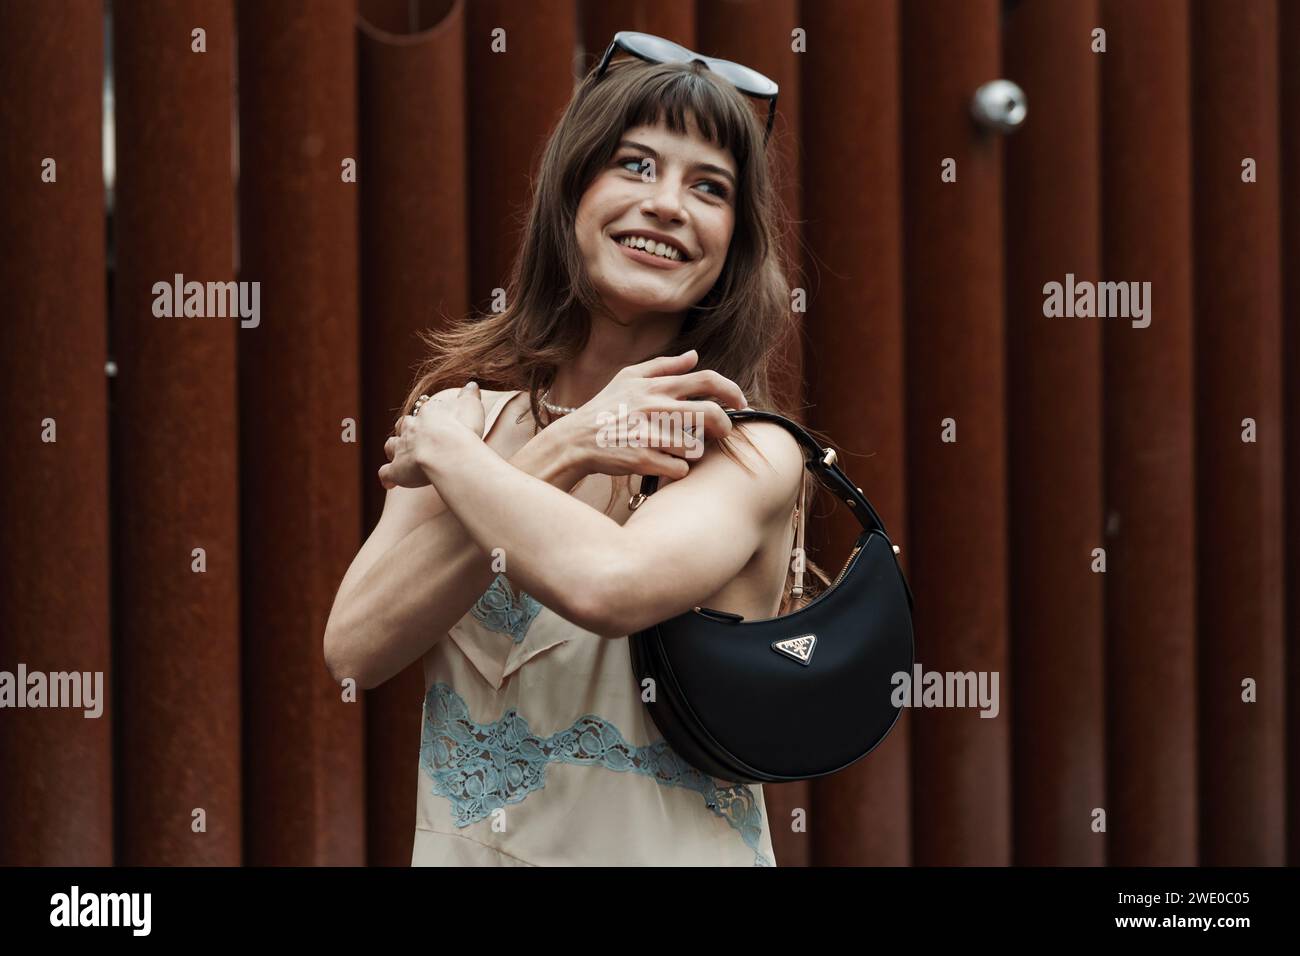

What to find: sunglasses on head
left=595, top=31, right=779, bottom=146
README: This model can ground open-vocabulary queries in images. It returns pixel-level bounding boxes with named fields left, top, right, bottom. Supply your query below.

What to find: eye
left=696, top=179, right=731, bottom=201
left=616, top=154, right=652, bottom=175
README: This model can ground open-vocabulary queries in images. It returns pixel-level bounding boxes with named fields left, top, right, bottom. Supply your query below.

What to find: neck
left=548, top=305, right=686, bottom=407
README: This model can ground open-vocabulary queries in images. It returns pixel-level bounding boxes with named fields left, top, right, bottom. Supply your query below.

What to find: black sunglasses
left=595, top=31, right=779, bottom=145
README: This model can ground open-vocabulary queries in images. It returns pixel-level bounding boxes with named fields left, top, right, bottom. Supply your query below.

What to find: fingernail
left=466, top=380, right=478, bottom=389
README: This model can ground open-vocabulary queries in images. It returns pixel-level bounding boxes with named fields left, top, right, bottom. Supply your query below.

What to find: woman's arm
left=327, top=354, right=748, bottom=686
left=415, top=414, right=804, bottom=638
left=322, top=400, right=585, bottom=690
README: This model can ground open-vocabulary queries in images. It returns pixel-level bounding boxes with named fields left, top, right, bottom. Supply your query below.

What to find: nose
left=639, top=173, right=688, bottom=224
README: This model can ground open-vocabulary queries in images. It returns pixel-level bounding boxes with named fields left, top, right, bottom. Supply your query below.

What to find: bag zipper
left=831, top=544, right=862, bottom=588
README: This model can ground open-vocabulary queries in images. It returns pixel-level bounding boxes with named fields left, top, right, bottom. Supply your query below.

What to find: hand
left=543, top=350, right=747, bottom=482
left=379, top=381, right=485, bottom=489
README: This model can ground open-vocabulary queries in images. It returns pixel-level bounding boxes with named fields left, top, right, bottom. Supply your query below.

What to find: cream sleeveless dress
left=411, top=389, right=777, bottom=867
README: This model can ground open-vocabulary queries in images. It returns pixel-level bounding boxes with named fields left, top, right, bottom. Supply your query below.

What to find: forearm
left=327, top=436, right=585, bottom=688
left=419, top=423, right=630, bottom=632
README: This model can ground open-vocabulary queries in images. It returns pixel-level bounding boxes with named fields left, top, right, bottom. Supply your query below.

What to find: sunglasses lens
left=707, top=58, right=778, bottom=97
left=621, top=31, right=694, bottom=64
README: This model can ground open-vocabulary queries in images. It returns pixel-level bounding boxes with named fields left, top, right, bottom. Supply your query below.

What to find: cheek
left=575, top=188, right=614, bottom=253
left=574, top=210, right=601, bottom=263
left=707, top=203, right=735, bottom=242
left=574, top=199, right=593, bottom=237
left=702, top=215, right=735, bottom=268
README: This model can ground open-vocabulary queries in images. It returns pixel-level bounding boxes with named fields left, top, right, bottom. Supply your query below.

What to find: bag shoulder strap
left=629, top=409, right=891, bottom=537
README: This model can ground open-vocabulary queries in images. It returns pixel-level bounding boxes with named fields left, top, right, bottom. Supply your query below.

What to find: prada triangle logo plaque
left=772, top=633, right=816, bottom=666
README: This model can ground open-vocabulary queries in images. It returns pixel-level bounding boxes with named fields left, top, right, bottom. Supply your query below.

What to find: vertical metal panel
left=580, top=0, right=695, bottom=59
left=1190, top=0, right=1285, bottom=865
left=0, top=0, right=112, bottom=866
left=357, top=0, right=467, bottom=867
left=112, top=0, right=241, bottom=864
left=901, top=0, right=1009, bottom=866
left=1099, top=0, right=1197, bottom=865
left=801, top=0, right=910, bottom=867
left=1280, top=0, right=1300, bottom=869
left=1004, top=0, right=1105, bottom=865
left=237, top=0, right=364, bottom=866
left=697, top=0, right=803, bottom=413
left=466, top=0, right=578, bottom=314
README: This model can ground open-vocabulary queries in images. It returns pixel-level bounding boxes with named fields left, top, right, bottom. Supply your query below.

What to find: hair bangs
left=613, top=62, right=755, bottom=170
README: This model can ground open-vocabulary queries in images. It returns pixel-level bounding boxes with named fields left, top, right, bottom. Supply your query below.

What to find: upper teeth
left=618, top=235, right=686, bottom=261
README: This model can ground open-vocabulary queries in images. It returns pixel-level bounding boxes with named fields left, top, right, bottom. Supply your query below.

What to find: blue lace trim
left=419, top=682, right=772, bottom=866
left=470, top=573, right=541, bottom=643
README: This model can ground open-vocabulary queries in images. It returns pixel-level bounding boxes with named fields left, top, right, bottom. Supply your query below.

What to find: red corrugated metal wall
left=0, top=0, right=1294, bottom=866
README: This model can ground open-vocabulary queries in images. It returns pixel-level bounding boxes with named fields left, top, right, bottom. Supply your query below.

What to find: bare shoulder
left=689, top=418, right=804, bottom=520
left=735, top=418, right=805, bottom=502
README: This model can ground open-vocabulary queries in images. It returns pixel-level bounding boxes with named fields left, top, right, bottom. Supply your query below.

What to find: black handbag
left=627, top=409, right=915, bottom=784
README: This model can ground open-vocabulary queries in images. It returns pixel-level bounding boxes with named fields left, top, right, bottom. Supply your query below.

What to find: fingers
left=624, top=349, right=698, bottom=379
left=378, top=460, right=429, bottom=489
left=619, top=407, right=722, bottom=463
left=664, top=400, right=733, bottom=442
left=656, top=369, right=746, bottom=411
left=639, top=449, right=692, bottom=481
left=395, top=413, right=422, bottom=434
left=456, top=381, right=484, bottom=414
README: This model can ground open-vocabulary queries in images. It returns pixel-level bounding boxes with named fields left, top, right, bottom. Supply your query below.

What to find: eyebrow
left=617, top=140, right=737, bottom=189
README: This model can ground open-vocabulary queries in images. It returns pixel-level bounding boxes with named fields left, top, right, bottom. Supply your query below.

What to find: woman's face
left=575, top=117, right=737, bottom=321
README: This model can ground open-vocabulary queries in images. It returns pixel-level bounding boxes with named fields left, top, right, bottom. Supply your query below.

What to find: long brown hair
left=400, top=55, right=831, bottom=613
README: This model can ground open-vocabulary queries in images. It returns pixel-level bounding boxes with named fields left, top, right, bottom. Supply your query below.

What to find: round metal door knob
left=970, top=79, right=1027, bottom=133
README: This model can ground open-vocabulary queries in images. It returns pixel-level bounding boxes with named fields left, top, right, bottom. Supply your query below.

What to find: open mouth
left=611, top=232, right=692, bottom=265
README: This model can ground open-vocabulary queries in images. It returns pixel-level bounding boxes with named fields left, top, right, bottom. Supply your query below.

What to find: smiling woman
left=323, top=37, right=835, bottom=868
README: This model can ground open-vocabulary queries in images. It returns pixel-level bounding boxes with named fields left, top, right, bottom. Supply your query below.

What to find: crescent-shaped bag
left=626, top=409, right=915, bottom=784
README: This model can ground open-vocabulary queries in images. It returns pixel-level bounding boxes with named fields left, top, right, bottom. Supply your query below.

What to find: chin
left=602, top=290, right=688, bottom=317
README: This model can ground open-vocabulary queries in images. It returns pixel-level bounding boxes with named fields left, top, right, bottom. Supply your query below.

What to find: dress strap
left=481, top=389, right=523, bottom=439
